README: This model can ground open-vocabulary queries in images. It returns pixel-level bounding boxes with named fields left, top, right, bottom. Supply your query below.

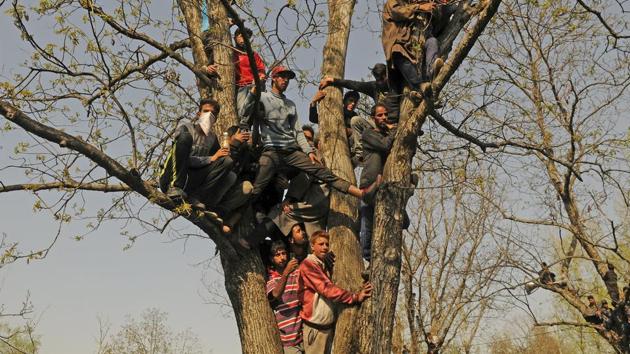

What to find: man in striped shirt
left=267, top=241, right=304, bottom=353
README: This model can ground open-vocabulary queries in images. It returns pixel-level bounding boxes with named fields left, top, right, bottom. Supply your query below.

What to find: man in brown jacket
left=382, top=0, right=438, bottom=93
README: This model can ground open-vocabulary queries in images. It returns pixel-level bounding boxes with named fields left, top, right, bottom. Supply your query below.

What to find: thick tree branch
left=0, top=181, right=132, bottom=193
left=0, top=100, right=237, bottom=260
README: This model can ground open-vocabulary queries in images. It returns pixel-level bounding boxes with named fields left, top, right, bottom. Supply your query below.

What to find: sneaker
left=361, top=260, right=370, bottom=282
left=166, top=186, right=187, bottom=200
left=229, top=235, right=251, bottom=250
left=411, top=173, right=419, bottom=187
left=419, top=82, right=433, bottom=96
left=408, top=90, right=423, bottom=105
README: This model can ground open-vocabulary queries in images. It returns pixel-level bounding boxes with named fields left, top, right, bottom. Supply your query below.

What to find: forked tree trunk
left=316, top=0, right=363, bottom=353
left=357, top=1, right=503, bottom=352
left=177, top=2, right=282, bottom=353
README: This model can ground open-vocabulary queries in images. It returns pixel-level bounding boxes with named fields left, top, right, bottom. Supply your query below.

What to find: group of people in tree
left=158, top=0, right=456, bottom=352
left=533, top=261, right=630, bottom=349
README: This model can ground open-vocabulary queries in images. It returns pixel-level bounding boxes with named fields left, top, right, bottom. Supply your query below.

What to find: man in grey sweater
left=239, top=65, right=367, bottom=201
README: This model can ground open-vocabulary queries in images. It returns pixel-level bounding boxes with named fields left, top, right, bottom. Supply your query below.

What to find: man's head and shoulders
left=267, top=241, right=298, bottom=280
left=288, top=223, right=309, bottom=263
left=178, top=98, right=221, bottom=140
left=266, top=65, right=296, bottom=100
left=366, top=103, right=395, bottom=137
left=300, top=230, right=331, bottom=273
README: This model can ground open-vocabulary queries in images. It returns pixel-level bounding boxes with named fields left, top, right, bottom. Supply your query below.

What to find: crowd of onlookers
left=158, top=0, right=459, bottom=352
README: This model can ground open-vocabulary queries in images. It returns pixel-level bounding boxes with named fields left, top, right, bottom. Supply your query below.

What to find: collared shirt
left=266, top=268, right=303, bottom=347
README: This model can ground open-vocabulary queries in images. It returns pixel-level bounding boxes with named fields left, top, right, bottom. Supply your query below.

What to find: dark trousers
left=251, top=148, right=351, bottom=198
left=360, top=202, right=374, bottom=262
left=392, top=52, right=423, bottom=91
left=186, top=157, right=234, bottom=204
left=390, top=37, right=440, bottom=92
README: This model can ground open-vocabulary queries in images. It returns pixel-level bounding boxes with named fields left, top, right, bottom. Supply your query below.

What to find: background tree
left=456, top=0, right=630, bottom=351
left=400, top=163, right=508, bottom=354
left=96, top=308, right=205, bottom=354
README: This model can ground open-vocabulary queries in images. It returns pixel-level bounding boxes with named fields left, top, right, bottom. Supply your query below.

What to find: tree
left=0, top=323, right=38, bottom=354
left=400, top=164, right=507, bottom=353
left=357, top=1, right=505, bottom=352
left=96, top=308, right=204, bottom=354
left=459, top=0, right=630, bottom=351
left=0, top=0, right=519, bottom=352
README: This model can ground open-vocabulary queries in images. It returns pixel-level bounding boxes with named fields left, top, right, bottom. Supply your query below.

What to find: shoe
left=166, top=187, right=187, bottom=200
left=361, top=260, right=370, bottom=282
left=230, top=235, right=251, bottom=250
left=255, top=211, right=266, bottom=224
left=432, top=58, right=444, bottom=78
left=419, top=82, right=432, bottom=96
left=408, top=90, right=423, bottom=105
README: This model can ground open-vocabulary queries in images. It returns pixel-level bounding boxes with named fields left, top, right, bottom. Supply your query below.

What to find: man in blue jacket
left=239, top=66, right=369, bottom=202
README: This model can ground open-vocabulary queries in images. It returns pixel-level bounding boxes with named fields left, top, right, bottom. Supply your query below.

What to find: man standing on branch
left=238, top=66, right=371, bottom=201
left=299, top=231, right=373, bottom=353
left=206, top=27, right=267, bottom=118
left=359, top=104, right=394, bottom=261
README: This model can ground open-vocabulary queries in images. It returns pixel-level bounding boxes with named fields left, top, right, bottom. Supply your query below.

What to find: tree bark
left=221, top=250, right=283, bottom=354
left=317, top=0, right=362, bottom=353
left=178, top=0, right=211, bottom=98
left=205, top=0, right=238, bottom=133
left=357, top=1, right=503, bottom=352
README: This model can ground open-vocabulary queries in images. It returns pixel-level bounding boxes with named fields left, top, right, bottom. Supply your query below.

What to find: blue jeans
left=391, top=37, right=440, bottom=90
left=360, top=202, right=374, bottom=261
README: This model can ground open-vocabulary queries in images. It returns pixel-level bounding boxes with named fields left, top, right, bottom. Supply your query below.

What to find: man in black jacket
left=309, top=90, right=364, bottom=166
left=359, top=103, right=394, bottom=261
left=159, top=99, right=250, bottom=233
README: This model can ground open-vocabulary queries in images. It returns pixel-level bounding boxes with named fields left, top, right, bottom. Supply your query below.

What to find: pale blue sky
left=0, top=1, right=383, bottom=353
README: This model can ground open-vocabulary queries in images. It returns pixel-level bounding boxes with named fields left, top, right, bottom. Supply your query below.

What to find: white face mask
left=199, top=111, right=215, bottom=135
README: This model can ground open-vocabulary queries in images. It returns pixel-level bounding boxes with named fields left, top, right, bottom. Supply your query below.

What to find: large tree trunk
left=317, top=0, right=362, bottom=353
left=177, top=2, right=281, bottom=352
left=221, top=251, right=283, bottom=354
left=357, top=1, right=503, bottom=352
left=205, top=0, right=238, bottom=134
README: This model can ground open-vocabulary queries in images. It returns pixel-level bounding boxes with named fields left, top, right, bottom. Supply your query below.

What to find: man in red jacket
left=298, top=231, right=372, bottom=353
left=206, top=27, right=266, bottom=118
